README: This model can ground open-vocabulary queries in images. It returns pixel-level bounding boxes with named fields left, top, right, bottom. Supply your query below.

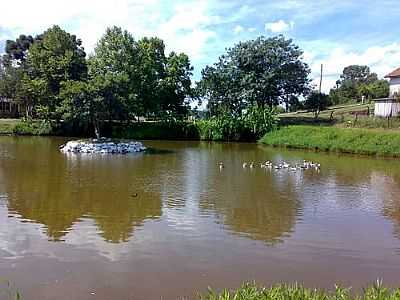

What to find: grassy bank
left=260, top=125, right=400, bottom=156
left=202, top=282, right=400, bottom=300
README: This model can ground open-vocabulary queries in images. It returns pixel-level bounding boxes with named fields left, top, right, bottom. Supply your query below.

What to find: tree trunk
left=93, top=119, right=100, bottom=139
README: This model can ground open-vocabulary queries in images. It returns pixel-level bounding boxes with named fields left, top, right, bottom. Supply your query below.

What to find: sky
left=1, top=0, right=400, bottom=92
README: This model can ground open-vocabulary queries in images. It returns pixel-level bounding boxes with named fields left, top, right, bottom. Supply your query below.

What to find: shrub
left=12, top=120, right=53, bottom=136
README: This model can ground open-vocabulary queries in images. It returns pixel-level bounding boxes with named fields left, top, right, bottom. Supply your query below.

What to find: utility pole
left=319, top=64, right=323, bottom=94
left=316, top=64, right=323, bottom=119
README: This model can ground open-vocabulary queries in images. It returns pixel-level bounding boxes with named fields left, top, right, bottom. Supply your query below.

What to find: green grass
left=260, top=125, right=400, bottom=156
left=201, top=281, right=400, bottom=300
left=0, top=119, right=20, bottom=134
left=279, top=102, right=400, bottom=130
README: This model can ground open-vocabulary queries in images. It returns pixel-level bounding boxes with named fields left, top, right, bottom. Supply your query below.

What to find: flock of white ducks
left=219, top=160, right=321, bottom=172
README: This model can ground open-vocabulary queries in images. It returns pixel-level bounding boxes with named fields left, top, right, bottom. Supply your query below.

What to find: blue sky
left=1, top=0, right=400, bottom=92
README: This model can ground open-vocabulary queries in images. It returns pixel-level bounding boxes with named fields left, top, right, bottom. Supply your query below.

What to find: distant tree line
left=329, top=65, right=389, bottom=105
left=302, top=65, right=390, bottom=117
left=0, top=25, right=390, bottom=137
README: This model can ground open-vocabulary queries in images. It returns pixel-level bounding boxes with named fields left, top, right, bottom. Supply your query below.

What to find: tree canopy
left=197, top=35, right=310, bottom=115
left=330, top=65, right=389, bottom=104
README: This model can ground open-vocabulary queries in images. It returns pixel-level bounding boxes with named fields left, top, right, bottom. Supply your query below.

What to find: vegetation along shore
left=260, top=125, right=400, bottom=157
left=201, top=282, right=400, bottom=300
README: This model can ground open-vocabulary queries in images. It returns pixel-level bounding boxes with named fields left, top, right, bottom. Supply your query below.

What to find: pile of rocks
left=60, top=139, right=146, bottom=154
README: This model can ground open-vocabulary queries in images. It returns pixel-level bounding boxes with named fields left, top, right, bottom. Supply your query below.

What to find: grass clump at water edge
left=260, top=125, right=400, bottom=157
left=201, top=281, right=400, bottom=300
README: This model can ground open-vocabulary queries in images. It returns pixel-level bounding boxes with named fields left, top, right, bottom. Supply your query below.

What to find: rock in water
left=60, top=138, right=146, bottom=154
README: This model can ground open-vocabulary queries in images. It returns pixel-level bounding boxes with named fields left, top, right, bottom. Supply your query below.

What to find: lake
left=1, top=137, right=400, bottom=299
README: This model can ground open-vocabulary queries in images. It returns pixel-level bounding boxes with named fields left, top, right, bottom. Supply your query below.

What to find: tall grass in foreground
left=0, top=280, right=21, bottom=300
left=201, top=281, right=400, bottom=300
left=260, top=125, right=400, bottom=157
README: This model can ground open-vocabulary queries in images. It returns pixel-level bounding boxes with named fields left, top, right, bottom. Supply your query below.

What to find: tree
left=198, top=35, right=310, bottom=115
left=159, top=52, right=193, bottom=116
left=89, top=26, right=137, bottom=121
left=4, top=34, right=40, bottom=64
left=59, top=80, right=104, bottom=138
left=369, top=79, right=390, bottom=99
left=135, top=37, right=167, bottom=116
left=304, top=91, right=331, bottom=118
left=330, top=65, right=383, bottom=104
left=26, top=25, right=87, bottom=119
left=340, top=65, right=377, bottom=84
left=1, top=34, right=44, bottom=117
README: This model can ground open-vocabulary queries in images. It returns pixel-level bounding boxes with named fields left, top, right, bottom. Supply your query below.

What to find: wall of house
left=389, top=77, right=400, bottom=97
left=374, top=101, right=400, bottom=117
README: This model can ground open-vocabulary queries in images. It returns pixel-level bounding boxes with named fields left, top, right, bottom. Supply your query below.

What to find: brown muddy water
left=1, top=136, right=400, bottom=299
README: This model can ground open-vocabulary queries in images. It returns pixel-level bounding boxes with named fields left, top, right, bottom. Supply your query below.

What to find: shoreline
left=260, top=125, right=400, bottom=157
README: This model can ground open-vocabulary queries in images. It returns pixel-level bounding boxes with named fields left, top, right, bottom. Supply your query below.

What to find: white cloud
left=156, top=2, right=218, bottom=60
left=0, top=0, right=217, bottom=61
left=305, top=43, right=400, bottom=93
left=248, top=27, right=257, bottom=33
left=265, top=20, right=294, bottom=33
left=233, top=25, right=244, bottom=34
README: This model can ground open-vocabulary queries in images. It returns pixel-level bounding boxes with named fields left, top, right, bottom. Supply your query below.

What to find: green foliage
left=111, top=121, right=199, bottom=140
left=329, top=65, right=389, bottom=105
left=197, top=35, right=310, bottom=114
left=12, top=119, right=52, bottom=135
left=201, top=281, right=400, bottom=300
left=260, top=125, right=400, bottom=156
left=4, top=34, right=37, bottom=64
left=26, top=25, right=87, bottom=120
left=111, top=105, right=277, bottom=141
left=89, top=28, right=193, bottom=122
left=196, top=105, right=278, bottom=141
left=304, top=91, right=331, bottom=118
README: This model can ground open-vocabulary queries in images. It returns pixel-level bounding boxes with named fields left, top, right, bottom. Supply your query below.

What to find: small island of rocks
left=60, top=138, right=146, bottom=154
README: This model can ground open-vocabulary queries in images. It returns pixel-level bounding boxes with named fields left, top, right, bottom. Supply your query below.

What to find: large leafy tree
left=340, top=65, right=378, bottom=84
left=135, top=37, right=167, bottom=116
left=4, top=34, right=40, bottom=64
left=26, top=25, right=87, bottom=119
left=0, top=34, right=43, bottom=117
left=198, top=35, right=310, bottom=115
left=158, top=52, right=193, bottom=116
left=89, top=26, right=138, bottom=121
left=329, top=65, right=387, bottom=104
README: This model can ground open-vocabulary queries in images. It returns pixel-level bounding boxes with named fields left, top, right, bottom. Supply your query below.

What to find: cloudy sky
left=1, top=0, right=400, bottom=92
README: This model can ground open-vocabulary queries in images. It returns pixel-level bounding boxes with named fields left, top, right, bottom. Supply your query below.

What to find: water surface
left=1, top=137, right=400, bottom=299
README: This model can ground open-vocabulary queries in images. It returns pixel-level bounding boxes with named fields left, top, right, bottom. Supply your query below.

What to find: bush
left=12, top=120, right=53, bottom=135
left=195, top=105, right=278, bottom=141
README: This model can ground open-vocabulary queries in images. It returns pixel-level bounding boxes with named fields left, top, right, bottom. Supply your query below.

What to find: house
left=373, top=67, right=400, bottom=117
left=0, top=98, right=20, bottom=118
left=385, top=67, right=400, bottom=97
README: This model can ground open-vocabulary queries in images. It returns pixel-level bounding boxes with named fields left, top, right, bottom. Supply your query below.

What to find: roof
left=385, top=67, right=400, bottom=78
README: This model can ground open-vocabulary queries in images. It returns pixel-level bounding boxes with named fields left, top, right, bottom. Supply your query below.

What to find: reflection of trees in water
left=370, top=172, right=400, bottom=239
left=196, top=145, right=303, bottom=245
left=0, top=137, right=162, bottom=243
left=262, top=147, right=400, bottom=241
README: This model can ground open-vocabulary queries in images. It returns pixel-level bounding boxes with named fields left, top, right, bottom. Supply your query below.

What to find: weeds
left=201, top=281, right=400, bottom=300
